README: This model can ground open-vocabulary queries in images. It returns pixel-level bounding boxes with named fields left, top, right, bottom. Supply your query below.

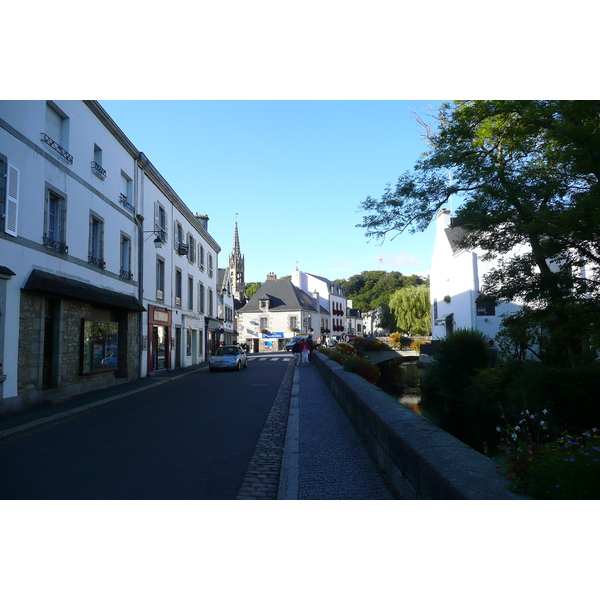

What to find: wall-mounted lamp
left=143, top=231, right=164, bottom=248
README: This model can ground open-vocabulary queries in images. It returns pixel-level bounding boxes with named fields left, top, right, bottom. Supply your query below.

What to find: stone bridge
left=361, top=349, right=419, bottom=365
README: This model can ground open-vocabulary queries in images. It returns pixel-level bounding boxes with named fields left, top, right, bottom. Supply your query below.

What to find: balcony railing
left=41, top=133, right=73, bottom=164
left=88, top=255, right=106, bottom=269
left=91, top=161, right=106, bottom=179
left=119, top=193, right=134, bottom=212
left=43, top=236, right=68, bottom=254
left=120, top=269, right=134, bottom=280
left=176, top=242, right=189, bottom=256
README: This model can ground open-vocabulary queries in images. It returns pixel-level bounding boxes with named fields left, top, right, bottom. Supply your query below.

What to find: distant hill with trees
left=333, top=271, right=428, bottom=312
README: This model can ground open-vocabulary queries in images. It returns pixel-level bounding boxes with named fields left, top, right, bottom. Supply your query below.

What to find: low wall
left=313, top=352, right=525, bottom=500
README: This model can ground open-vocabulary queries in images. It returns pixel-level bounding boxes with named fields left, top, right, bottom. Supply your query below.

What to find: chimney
left=194, top=213, right=209, bottom=231
left=266, top=272, right=277, bottom=281
left=313, top=290, right=320, bottom=312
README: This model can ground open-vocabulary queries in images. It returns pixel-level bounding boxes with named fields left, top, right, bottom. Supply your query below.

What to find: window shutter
left=5, top=164, right=19, bottom=236
left=46, top=104, right=62, bottom=144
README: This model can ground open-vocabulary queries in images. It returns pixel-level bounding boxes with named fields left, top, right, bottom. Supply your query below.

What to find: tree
left=245, top=282, right=261, bottom=299
left=388, top=285, right=431, bottom=335
left=358, top=101, right=600, bottom=366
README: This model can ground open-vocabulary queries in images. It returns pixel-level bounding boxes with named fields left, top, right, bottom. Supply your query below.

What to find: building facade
left=0, top=100, right=144, bottom=414
left=237, top=273, right=328, bottom=352
left=291, top=268, right=348, bottom=338
left=0, top=100, right=230, bottom=414
left=429, top=209, right=523, bottom=341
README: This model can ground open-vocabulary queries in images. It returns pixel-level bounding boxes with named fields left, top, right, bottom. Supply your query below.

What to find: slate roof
left=238, top=279, right=330, bottom=315
left=445, top=225, right=470, bottom=253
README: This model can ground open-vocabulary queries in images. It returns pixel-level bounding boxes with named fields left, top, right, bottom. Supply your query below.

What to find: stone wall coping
left=314, top=351, right=527, bottom=500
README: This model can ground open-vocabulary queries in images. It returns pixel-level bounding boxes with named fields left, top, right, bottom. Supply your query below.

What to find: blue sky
left=100, top=100, right=443, bottom=284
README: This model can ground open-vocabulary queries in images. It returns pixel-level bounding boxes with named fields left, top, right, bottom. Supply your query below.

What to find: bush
left=336, top=342, right=357, bottom=356
left=327, top=350, right=347, bottom=365
left=352, top=337, right=389, bottom=352
left=425, top=328, right=493, bottom=398
left=389, top=332, right=403, bottom=349
left=343, top=356, right=381, bottom=385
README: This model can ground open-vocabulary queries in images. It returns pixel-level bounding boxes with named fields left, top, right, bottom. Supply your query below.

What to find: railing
left=43, top=236, right=68, bottom=254
left=88, top=255, right=106, bottom=269
left=120, top=269, right=134, bottom=280
left=176, top=242, right=189, bottom=256
left=91, top=161, right=106, bottom=179
left=119, top=193, right=134, bottom=212
left=41, top=133, right=73, bottom=164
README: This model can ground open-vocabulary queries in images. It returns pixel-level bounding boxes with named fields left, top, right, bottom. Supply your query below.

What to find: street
left=0, top=354, right=292, bottom=499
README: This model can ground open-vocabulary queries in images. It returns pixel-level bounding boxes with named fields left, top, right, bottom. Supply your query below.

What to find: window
left=186, top=330, right=192, bottom=357
left=188, top=276, right=194, bottom=310
left=43, top=102, right=72, bottom=164
left=92, top=144, right=106, bottom=179
left=188, top=233, right=196, bottom=263
left=155, top=203, right=167, bottom=243
left=120, top=235, right=132, bottom=279
left=1, top=158, right=19, bottom=237
left=289, top=316, right=297, bottom=329
left=199, top=283, right=205, bottom=313
left=157, top=258, right=165, bottom=300
left=260, top=317, right=268, bottom=330
left=44, top=187, right=68, bottom=253
left=208, top=254, right=214, bottom=278
left=119, top=172, right=133, bottom=211
left=88, top=213, right=105, bottom=268
left=82, top=319, right=118, bottom=374
left=208, top=289, right=214, bottom=316
left=199, top=244, right=205, bottom=271
left=175, top=269, right=182, bottom=306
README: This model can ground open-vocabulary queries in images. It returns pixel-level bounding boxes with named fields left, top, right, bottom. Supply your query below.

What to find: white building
left=237, top=273, right=328, bottom=352
left=0, top=100, right=144, bottom=414
left=0, top=100, right=232, bottom=414
left=138, top=157, right=222, bottom=375
left=429, top=209, right=523, bottom=341
left=291, top=268, right=347, bottom=338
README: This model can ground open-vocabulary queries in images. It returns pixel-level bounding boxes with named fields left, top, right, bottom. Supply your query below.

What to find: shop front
left=148, top=305, right=172, bottom=374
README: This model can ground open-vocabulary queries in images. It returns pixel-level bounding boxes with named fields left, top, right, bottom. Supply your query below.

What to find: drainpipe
left=136, top=152, right=149, bottom=379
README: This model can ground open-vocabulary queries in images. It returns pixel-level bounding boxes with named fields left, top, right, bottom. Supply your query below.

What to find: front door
left=153, top=325, right=167, bottom=370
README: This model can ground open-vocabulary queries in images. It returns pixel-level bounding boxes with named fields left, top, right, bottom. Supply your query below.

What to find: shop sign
left=262, top=332, right=283, bottom=338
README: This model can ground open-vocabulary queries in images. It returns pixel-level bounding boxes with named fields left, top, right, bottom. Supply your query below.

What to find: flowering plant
left=496, top=408, right=600, bottom=499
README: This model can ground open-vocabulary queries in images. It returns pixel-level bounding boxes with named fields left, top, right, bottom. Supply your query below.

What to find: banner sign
left=262, top=332, right=284, bottom=338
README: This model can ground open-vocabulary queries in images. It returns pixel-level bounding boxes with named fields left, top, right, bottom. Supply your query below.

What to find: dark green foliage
left=333, top=270, right=428, bottom=313
left=423, top=328, right=493, bottom=398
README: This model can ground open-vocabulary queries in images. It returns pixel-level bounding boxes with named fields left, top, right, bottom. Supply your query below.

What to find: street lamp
left=143, top=230, right=164, bottom=248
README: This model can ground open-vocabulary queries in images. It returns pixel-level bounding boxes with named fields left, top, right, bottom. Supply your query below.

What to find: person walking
left=292, top=339, right=302, bottom=366
left=306, top=334, right=315, bottom=363
left=300, top=338, right=310, bottom=366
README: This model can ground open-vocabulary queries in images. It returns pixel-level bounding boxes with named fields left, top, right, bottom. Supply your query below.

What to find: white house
left=237, top=273, right=328, bottom=352
left=291, top=268, right=347, bottom=338
left=0, top=100, right=144, bottom=414
left=429, top=209, right=523, bottom=342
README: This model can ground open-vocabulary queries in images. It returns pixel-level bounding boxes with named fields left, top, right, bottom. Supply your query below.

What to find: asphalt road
left=0, top=355, right=291, bottom=499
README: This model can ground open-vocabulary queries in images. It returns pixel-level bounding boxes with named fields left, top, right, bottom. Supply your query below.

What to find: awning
left=434, top=313, right=453, bottom=325
left=23, top=269, right=145, bottom=312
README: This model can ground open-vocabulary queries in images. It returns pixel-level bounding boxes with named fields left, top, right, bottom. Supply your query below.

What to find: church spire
left=229, top=216, right=245, bottom=303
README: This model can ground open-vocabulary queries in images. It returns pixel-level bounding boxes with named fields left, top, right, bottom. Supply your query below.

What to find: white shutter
left=5, top=164, right=19, bottom=236
left=46, top=104, right=62, bottom=144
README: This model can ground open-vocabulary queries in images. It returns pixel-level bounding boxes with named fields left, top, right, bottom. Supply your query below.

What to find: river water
left=380, top=361, right=500, bottom=456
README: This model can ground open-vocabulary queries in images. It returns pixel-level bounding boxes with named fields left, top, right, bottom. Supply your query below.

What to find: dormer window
left=260, top=298, right=270, bottom=310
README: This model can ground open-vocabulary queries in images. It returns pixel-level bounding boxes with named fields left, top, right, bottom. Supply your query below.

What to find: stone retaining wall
left=313, top=352, right=526, bottom=500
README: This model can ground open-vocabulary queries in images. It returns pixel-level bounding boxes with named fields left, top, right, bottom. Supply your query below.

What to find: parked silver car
left=209, top=345, right=248, bottom=372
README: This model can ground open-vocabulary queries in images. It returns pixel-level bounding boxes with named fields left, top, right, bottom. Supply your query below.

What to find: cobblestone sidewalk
left=236, top=359, right=295, bottom=499
left=296, top=365, right=394, bottom=500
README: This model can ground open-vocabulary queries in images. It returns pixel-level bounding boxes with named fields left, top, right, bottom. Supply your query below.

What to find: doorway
left=153, top=325, right=167, bottom=370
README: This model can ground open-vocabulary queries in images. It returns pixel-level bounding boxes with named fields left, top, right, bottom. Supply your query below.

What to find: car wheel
left=244, top=359, right=248, bottom=369
left=237, top=360, right=242, bottom=371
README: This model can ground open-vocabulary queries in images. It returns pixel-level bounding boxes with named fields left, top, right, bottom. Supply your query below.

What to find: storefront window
left=82, top=319, right=119, bottom=373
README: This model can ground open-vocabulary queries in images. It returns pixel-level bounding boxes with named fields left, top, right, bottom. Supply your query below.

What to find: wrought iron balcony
left=176, top=242, right=189, bottom=256
left=120, top=269, right=134, bottom=280
left=119, top=193, right=134, bottom=212
left=41, top=133, right=73, bottom=164
left=88, top=255, right=106, bottom=269
left=91, top=161, right=106, bottom=179
left=43, top=236, right=68, bottom=254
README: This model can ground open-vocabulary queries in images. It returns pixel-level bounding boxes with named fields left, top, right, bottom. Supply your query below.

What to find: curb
left=0, top=366, right=208, bottom=443
left=277, top=365, right=300, bottom=500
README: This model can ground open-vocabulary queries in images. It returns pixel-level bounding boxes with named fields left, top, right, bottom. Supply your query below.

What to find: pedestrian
left=292, top=338, right=302, bottom=366
left=300, top=339, right=310, bottom=366
left=307, top=334, right=314, bottom=362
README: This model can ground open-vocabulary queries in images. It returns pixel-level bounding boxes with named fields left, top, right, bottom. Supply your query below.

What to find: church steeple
left=229, top=218, right=245, bottom=303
